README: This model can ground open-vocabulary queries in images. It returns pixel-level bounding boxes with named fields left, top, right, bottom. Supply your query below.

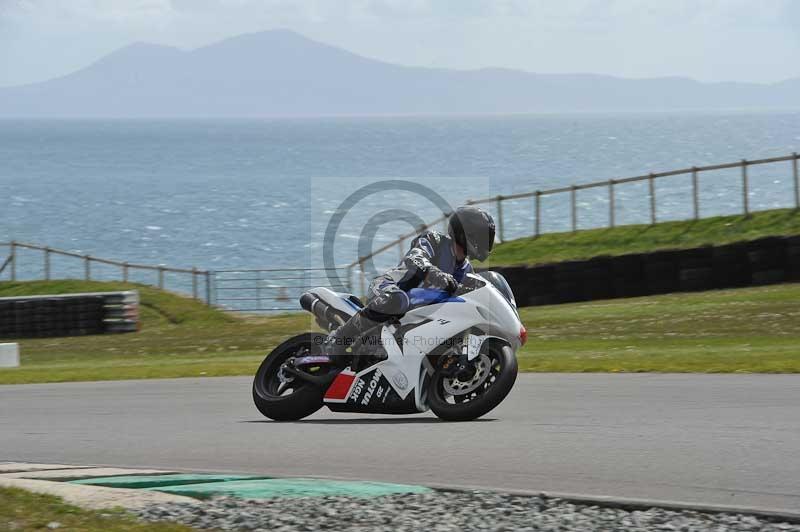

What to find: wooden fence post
left=648, top=173, right=656, bottom=225
left=692, top=167, right=699, bottom=220
left=255, top=269, right=262, bottom=308
left=345, top=265, right=353, bottom=293
left=496, top=196, right=505, bottom=243
left=793, top=152, right=799, bottom=210
left=44, top=247, right=51, bottom=280
left=192, top=267, right=199, bottom=300
left=122, top=262, right=129, bottom=282
left=205, top=271, right=212, bottom=305
left=158, top=266, right=165, bottom=289
left=741, top=159, right=750, bottom=216
left=358, top=258, right=366, bottom=299
left=608, top=180, right=616, bottom=228
left=534, top=191, right=541, bottom=237
left=84, top=255, right=91, bottom=280
left=570, top=186, right=577, bottom=232
left=10, top=241, right=16, bottom=281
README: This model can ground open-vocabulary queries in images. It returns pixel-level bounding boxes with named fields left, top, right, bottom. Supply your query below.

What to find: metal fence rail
left=0, top=241, right=211, bottom=303
left=347, top=152, right=800, bottom=290
left=211, top=267, right=351, bottom=312
left=4, top=152, right=798, bottom=311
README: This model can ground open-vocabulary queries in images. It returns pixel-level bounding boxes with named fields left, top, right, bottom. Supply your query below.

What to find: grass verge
left=0, top=487, right=196, bottom=532
left=482, top=208, right=800, bottom=267
left=0, top=280, right=798, bottom=383
left=518, top=283, right=800, bottom=372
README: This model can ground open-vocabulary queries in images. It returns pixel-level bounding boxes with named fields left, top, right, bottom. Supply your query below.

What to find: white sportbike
left=252, top=272, right=526, bottom=422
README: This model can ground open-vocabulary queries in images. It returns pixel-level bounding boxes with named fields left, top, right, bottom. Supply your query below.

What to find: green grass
left=1, top=279, right=799, bottom=382
left=517, top=283, right=800, bottom=372
left=0, top=487, right=197, bottom=531
left=482, top=208, right=800, bottom=267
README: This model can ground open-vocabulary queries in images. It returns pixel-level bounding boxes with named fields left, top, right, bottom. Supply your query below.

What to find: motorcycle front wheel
left=428, top=343, right=518, bottom=422
left=252, top=332, right=329, bottom=421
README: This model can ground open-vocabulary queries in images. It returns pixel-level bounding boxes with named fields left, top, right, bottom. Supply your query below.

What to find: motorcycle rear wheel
left=428, top=343, right=517, bottom=421
left=252, top=333, right=329, bottom=421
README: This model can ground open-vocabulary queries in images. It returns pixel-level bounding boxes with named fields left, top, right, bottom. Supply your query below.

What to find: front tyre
left=252, top=333, right=328, bottom=421
left=429, top=343, right=518, bottom=422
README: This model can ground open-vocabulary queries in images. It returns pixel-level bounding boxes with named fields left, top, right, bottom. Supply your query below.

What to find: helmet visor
left=466, top=226, right=495, bottom=262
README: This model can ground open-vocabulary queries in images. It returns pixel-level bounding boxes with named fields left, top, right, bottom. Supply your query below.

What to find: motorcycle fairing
left=310, top=287, right=361, bottom=319
left=323, top=325, right=430, bottom=414
left=323, top=370, right=357, bottom=403
left=399, top=283, right=522, bottom=357
left=325, top=364, right=419, bottom=415
left=321, top=273, right=523, bottom=414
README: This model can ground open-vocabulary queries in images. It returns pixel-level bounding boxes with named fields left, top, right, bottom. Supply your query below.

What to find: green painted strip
left=149, top=478, right=432, bottom=499
left=69, top=474, right=257, bottom=489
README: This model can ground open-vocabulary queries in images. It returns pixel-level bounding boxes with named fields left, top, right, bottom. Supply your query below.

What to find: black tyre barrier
left=490, top=235, right=800, bottom=308
left=554, top=281, right=585, bottom=303
left=783, top=236, right=800, bottom=282
left=679, top=267, right=714, bottom=292
left=642, top=249, right=685, bottom=266
left=528, top=294, right=556, bottom=306
left=0, top=290, right=139, bottom=339
left=613, top=278, right=647, bottom=298
left=644, top=261, right=679, bottom=294
left=583, top=281, right=615, bottom=301
left=747, top=237, right=787, bottom=269
left=498, top=266, right=536, bottom=304
left=752, top=269, right=786, bottom=285
left=529, top=264, right=556, bottom=284
left=610, top=254, right=645, bottom=284
left=678, top=246, right=714, bottom=271
left=788, top=251, right=800, bottom=281
left=553, top=260, right=592, bottom=282
left=711, top=243, right=751, bottom=288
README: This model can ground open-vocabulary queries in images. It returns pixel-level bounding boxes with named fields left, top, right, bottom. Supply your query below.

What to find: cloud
left=4, top=0, right=796, bottom=31
left=4, top=0, right=171, bottom=21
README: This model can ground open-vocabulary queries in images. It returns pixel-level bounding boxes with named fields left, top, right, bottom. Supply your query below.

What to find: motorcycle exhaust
left=300, top=291, right=347, bottom=331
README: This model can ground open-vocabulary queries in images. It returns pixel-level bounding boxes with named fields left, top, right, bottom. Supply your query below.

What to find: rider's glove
left=425, top=267, right=459, bottom=293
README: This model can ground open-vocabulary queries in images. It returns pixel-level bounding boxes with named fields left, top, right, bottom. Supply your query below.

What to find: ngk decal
left=349, top=378, right=365, bottom=401
left=361, top=369, right=383, bottom=405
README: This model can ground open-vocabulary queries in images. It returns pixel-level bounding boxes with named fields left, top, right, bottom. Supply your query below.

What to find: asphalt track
left=2, top=374, right=799, bottom=513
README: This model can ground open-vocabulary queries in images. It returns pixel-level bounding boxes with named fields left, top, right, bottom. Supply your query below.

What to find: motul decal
left=324, top=371, right=356, bottom=403
left=360, top=369, right=383, bottom=405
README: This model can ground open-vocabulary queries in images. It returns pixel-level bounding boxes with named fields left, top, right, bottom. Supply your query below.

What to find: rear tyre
left=252, top=333, right=329, bottom=421
left=429, top=343, right=517, bottom=422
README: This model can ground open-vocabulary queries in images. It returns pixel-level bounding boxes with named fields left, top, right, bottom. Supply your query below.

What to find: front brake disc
left=442, top=353, right=491, bottom=396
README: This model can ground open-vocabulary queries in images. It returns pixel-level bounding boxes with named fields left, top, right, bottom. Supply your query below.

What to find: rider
left=326, top=205, right=496, bottom=366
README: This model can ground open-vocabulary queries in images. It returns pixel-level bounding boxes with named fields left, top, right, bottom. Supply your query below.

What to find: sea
left=1, top=111, right=799, bottom=295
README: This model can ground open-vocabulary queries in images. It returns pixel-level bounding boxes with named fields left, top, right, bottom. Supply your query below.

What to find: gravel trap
left=133, top=489, right=800, bottom=532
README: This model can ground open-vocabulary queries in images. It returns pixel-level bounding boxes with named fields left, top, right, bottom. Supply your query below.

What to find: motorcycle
left=252, top=271, right=526, bottom=422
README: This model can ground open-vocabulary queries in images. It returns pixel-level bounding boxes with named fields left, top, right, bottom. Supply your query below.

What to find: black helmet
left=447, top=206, right=496, bottom=262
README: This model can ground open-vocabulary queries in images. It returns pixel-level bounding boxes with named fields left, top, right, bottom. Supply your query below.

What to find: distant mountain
left=1, top=29, right=798, bottom=117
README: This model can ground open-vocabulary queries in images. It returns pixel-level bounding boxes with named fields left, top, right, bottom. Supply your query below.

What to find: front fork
left=438, top=331, right=474, bottom=378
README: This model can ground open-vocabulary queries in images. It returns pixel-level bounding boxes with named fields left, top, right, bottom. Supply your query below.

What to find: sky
left=1, top=0, right=799, bottom=88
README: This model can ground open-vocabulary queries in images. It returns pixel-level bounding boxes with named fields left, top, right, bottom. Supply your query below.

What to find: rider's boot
left=324, top=311, right=380, bottom=369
